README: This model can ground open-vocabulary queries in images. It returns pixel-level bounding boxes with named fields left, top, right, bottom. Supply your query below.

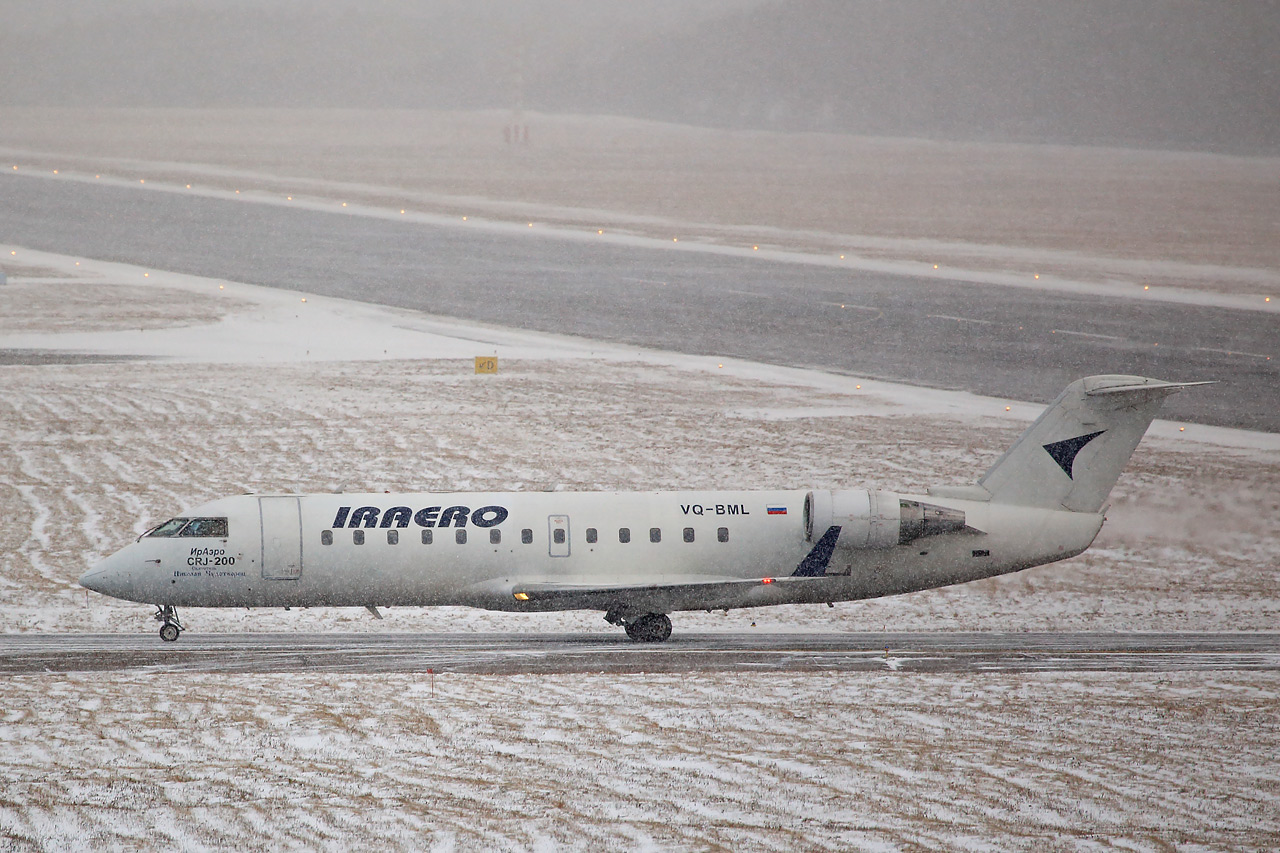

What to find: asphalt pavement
left=3, top=632, right=1277, bottom=674
left=3, top=173, right=1276, bottom=429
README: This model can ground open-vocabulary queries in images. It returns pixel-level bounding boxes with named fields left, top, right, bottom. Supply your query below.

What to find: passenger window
left=718, top=527, right=729, bottom=543
left=521, top=528, right=533, bottom=545
left=650, top=528, right=661, bottom=543
left=490, top=529, right=501, bottom=545
left=456, top=530, right=467, bottom=545
left=553, top=529, right=566, bottom=545
left=683, top=527, right=694, bottom=543
left=146, top=518, right=190, bottom=538
left=619, top=527, right=630, bottom=543
left=353, top=530, right=365, bottom=545
left=387, top=530, right=398, bottom=545
left=321, top=530, right=333, bottom=546
left=422, top=530, right=433, bottom=545
left=586, top=528, right=598, bottom=544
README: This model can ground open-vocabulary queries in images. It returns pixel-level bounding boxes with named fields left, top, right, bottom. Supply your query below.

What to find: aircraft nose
left=78, top=565, right=109, bottom=594
left=80, top=553, right=134, bottom=600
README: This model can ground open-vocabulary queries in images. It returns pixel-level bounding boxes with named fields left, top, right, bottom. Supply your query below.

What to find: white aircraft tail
left=972, top=375, right=1206, bottom=512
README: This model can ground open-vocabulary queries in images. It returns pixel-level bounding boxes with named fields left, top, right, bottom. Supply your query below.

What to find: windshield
left=144, top=517, right=228, bottom=538
left=145, top=518, right=190, bottom=538
left=179, top=518, right=229, bottom=537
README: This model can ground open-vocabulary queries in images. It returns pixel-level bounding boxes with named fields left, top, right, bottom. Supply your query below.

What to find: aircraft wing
left=510, top=574, right=832, bottom=612
left=508, top=525, right=845, bottom=611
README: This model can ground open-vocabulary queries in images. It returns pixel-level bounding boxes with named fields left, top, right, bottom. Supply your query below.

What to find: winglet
left=792, top=526, right=842, bottom=577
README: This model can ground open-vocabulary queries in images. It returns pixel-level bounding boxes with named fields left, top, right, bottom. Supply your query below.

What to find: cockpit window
left=145, top=518, right=190, bottom=537
left=180, top=517, right=229, bottom=537
left=145, top=517, right=228, bottom=538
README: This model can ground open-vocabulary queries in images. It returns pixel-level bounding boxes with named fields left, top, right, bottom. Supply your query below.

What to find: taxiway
left=2, top=173, right=1275, bottom=429
left=3, top=632, right=1277, bottom=674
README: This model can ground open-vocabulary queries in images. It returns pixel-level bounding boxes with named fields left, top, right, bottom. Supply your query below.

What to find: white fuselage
left=81, top=489, right=1104, bottom=615
left=79, top=374, right=1191, bottom=640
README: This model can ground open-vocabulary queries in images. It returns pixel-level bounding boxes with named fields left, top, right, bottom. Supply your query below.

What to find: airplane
left=80, top=374, right=1202, bottom=642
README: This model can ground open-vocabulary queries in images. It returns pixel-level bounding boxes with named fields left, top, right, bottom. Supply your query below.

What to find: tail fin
left=974, top=375, right=1207, bottom=512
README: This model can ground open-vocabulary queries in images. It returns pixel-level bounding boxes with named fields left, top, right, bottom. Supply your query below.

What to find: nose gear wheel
left=154, top=605, right=182, bottom=642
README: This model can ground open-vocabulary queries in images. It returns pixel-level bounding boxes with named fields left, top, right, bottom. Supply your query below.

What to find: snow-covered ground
left=3, top=672, right=1278, bottom=851
left=2, top=246, right=1278, bottom=849
left=3, top=245, right=1277, bottom=637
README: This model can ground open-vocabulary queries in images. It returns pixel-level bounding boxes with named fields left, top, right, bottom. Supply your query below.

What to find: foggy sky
left=3, top=0, right=1277, bottom=154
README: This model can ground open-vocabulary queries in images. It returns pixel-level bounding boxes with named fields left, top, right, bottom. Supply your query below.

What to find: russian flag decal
left=767, top=506, right=787, bottom=515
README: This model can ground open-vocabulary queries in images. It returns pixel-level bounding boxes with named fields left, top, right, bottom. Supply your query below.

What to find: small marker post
left=428, top=668, right=434, bottom=698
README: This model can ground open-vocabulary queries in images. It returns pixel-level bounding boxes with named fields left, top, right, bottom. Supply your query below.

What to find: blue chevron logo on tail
left=1043, top=430, right=1106, bottom=479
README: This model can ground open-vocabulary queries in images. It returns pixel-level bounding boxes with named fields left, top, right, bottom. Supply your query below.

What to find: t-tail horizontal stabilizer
left=972, top=375, right=1209, bottom=512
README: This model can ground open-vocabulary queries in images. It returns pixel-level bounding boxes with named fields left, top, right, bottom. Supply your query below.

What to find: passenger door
left=259, top=496, right=303, bottom=579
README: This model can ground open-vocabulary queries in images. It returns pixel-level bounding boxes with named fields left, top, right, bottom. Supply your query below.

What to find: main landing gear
left=155, top=605, right=182, bottom=642
left=605, top=608, right=673, bottom=642
left=626, top=614, right=672, bottom=642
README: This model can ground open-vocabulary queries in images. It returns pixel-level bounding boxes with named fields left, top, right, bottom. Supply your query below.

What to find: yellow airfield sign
left=474, top=356, right=498, bottom=374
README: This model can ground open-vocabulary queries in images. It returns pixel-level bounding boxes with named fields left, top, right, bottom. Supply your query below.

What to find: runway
left=3, top=632, right=1277, bottom=674
left=3, top=173, right=1276, bottom=430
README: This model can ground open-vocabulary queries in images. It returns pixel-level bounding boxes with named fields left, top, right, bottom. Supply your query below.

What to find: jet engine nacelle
left=804, top=489, right=968, bottom=549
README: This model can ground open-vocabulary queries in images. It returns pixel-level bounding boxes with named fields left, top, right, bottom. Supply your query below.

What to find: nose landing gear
left=155, top=605, right=182, bottom=642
